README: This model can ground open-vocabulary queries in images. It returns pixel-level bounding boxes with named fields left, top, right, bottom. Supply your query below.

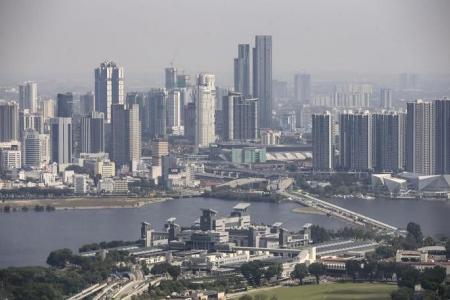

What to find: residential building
left=406, top=100, right=435, bottom=175
left=339, top=111, right=372, bottom=171
left=372, top=112, right=405, bottom=172
left=434, top=98, right=450, bottom=174
left=312, top=112, right=333, bottom=171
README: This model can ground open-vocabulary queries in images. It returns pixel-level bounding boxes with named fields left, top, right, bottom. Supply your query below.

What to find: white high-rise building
left=167, top=90, right=183, bottom=135
left=19, top=82, right=37, bottom=113
left=195, top=73, right=216, bottom=148
left=95, top=61, right=124, bottom=123
left=312, top=112, right=333, bottom=171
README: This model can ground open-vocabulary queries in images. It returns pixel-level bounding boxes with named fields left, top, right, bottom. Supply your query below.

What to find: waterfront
left=1, top=196, right=449, bottom=267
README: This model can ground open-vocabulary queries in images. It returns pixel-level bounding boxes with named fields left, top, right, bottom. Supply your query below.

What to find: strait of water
left=0, top=196, right=449, bottom=267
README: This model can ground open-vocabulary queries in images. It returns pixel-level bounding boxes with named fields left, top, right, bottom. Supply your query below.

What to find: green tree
left=397, top=265, right=420, bottom=289
left=345, top=260, right=362, bottom=282
left=308, top=262, right=324, bottom=284
left=422, top=236, right=435, bottom=246
left=240, top=261, right=265, bottom=286
left=310, top=225, right=331, bottom=243
left=150, top=262, right=170, bottom=275
left=264, top=263, right=283, bottom=280
left=46, top=248, right=73, bottom=268
left=391, top=287, right=414, bottom=300
left=420, top=266, right=446, bottom=293
left=406, top=222, right=423, bottom=245
left=375, top=245, right=395, bottom=259
left=290, top=263, right=309, bottom=285
left=167, top=265, right=181, bottom=280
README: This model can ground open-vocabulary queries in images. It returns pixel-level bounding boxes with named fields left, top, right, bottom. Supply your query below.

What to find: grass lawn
left=242, top=282, right=397, bottom=300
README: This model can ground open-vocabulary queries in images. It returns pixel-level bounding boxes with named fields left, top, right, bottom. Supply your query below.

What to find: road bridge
left=281, top=190, right=398, bottom=233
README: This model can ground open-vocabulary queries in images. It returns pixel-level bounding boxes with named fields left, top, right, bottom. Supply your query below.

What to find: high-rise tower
left=253, top=35, right=272, bottom=128
left=406, top=100, right=435, bottom=175
left=195, top=73, right=216, bottom=148
left=95, top=61, right=124, bottom=123
left=234, top=44, right=251, bottom=96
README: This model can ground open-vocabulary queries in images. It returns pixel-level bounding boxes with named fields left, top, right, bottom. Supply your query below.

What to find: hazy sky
left=1, top=0, right=449, bottom=86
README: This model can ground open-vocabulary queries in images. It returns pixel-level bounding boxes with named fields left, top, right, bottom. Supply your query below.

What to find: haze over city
left=1, top=0, right=450, bottom=88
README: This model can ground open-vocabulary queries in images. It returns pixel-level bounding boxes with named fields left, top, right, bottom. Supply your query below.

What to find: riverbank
left=291, top=206, right=326, bottom=215
left=0, top=196, right=170, bottom=211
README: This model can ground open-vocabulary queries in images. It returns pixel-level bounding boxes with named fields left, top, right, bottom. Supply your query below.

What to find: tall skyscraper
left=312, top=112, right=333, bottom=171
left=148, top=88, right=167, bottom=139
left=372, top=112, right=405, bottom=172
left=253, top=35, right=272, bottom=128
left=294, top=73, right=311, bottom=105
left=51, top=117, right=72, bottom=165
left=57, top=93, right=74, bottom=117
left=0, top=100, right=19, bottom=142
left=222, top=92, right=258, bottom=141
left=19, top=82, right=37, bottom=113
left=80, top=92, right=95, bottom=115
left=234, top=44, right=251, bottom=96
left=434, top=98, right=450, bottom=174
left=339, top=111, right=372, bottom=171
left=406, top=100, right=435, bottom=175
left=95, top=61, right=124, bottom=123
left=80, top=112, right=105, bottom=154
left=167, top=90, right=183, bottom=135
left=165, top=67, right=177, bottom=90
left=195, top=73, right=216, bottom=148
left=111, top=104, right=141, bottom=170
left=380, top=88, right=392, bottom=109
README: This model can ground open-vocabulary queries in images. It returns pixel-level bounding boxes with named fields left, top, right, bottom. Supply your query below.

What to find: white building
left=0, top=149, right=21, bottom=171
left=195, top=73, right=216, bottom=148
left=260, top=129, right=281, bottom=145
left=167, top=90, right=184, bottom=135
left=74, top=174, right=88, bottom=194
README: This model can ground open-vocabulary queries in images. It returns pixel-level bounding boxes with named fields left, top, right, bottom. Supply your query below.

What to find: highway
left=281, top=190, right=398, bottom=233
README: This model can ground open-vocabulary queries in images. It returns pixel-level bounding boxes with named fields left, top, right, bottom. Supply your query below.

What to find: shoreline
left=0, top=196, right=172, bottom=211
